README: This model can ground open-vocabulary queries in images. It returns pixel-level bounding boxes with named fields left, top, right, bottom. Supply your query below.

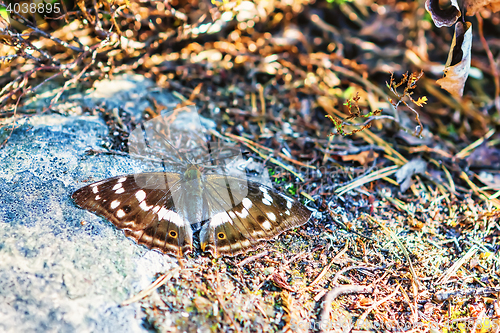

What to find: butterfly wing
left=200, top=176, right=311, bottom=257
left=72, top=172, right=193, bottom=256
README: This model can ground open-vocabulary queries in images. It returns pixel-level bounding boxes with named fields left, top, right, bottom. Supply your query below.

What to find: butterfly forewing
left=72, top=173, right=194, bottom=256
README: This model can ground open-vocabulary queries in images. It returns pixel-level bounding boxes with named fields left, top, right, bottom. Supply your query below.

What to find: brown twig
left=236, top=251, right=270, bottom=267
left=320, top=285, right=373, bottom=332
left=8, top=9, right=85, bottom=53
left=120, top=267, right=182, bottom=306
left=225, top=132, right=316, bottom=169
left=476, top=13, right=500, bottom=114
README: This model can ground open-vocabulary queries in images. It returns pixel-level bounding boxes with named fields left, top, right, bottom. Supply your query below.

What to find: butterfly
left=72, top=161, right=311, bottom=258
left=72, top=107, right=311, bottom=257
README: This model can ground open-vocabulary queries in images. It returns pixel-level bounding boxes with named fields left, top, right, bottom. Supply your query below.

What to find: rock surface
left=0, top=75, right=179, bottom=332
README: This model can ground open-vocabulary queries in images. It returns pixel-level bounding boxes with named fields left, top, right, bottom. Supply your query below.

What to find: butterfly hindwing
left=200, top=177, right=311, bottom=257
left=72, top=173, right=194, bottom=256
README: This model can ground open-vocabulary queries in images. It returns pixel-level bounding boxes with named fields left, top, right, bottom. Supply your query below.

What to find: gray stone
left=0, top=113, right=176, bottom=332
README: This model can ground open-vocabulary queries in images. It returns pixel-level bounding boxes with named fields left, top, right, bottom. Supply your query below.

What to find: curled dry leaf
left=425, top=0, right=461, bottom=27
left=426, top=0, right=500, bottom=25
left=464, top=0, right=500, bottom=15
left=436, top=21, right=472, bottom=97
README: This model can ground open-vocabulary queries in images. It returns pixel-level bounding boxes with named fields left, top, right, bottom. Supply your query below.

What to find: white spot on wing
left=262, top=220, right=272, bottom=230
left=229, top=211, right=236, bottom=219
left=152, top=206, right=160, bottom=213
left=281, top=194, right=295, bottom=209
left=116, top=209, right=125, bottom=218
left=285, top=210, right=290, bottom=215
left=242, top=198, right=252, bottom=209
left=157, top=207, right=168, bottom=220
left=112, top=183, right=122, bottom=191
left=92, top=186, right=99, bottom=194
left=236, top=209, right=249, bottom=218
left=266, top=212, right=276, bottom=221
left=115, top=188, right=125, bottom=194
left=118, top=177, right=127, bottom=183
left=211, top=211, right=233, bottom=227
left=259, top=185, right=268, bottom=194
left=110, top=200, right=120, bottom=209
left=140, top=201, right=152, bottom=211
left=262, top=198, right=272, bottom=206
left=135, top=190, right=146, bottom=202
left=95, top=195, right=101, bottom=200
left=263, top=193, right=273, bottom=204
left=158, top=207, right=183, bottom=226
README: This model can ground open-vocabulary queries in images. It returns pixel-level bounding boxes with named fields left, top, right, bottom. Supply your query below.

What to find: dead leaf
left=396, top=158, right=427, bottom=192
left=436, top=21, right=473, bottom=97
left=464, top=0, right=500, bottom=15
left=340, top=150, right=379, bottom=165
left=425, top=0, right=461, bottom=28
left=426, top=0, right=500, bottom=24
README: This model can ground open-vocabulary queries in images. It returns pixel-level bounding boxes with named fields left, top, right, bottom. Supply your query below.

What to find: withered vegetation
left=1, top=0, right=500, bottom=332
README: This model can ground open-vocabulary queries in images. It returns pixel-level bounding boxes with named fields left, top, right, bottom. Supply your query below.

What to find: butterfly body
left=72, top=167, right=311, bottom=257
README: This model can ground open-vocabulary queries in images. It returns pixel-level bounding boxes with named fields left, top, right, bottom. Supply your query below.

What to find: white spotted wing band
left=72, top=166, right=311, bottom=257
